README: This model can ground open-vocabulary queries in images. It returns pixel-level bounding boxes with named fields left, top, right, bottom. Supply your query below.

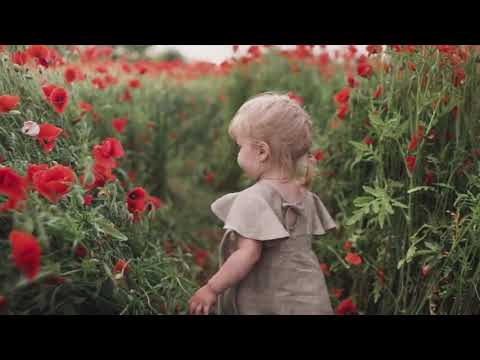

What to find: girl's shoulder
left=210, top=181, right=279, bottom=219
left=210, top=182, right=291, bottom=241
left=210, top=182, right=337, bottom=239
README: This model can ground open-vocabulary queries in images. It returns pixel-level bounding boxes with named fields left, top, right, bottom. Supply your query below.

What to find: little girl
left=188, top=92, right=337, bottom=315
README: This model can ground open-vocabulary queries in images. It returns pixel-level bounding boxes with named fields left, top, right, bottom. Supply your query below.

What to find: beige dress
left=210, top=181, right=337, bottom=315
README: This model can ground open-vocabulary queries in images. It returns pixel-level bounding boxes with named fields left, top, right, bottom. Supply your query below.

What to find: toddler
left=188, top=92, right=337, bottom=315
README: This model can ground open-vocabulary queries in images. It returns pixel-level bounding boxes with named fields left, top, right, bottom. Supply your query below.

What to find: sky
left=147, top=45, right=367, bottom=63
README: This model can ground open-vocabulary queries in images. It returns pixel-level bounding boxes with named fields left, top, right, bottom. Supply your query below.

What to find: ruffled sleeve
left=210, top=192, right=290, bottom=241
left=310, top=192, right=337, bottom=235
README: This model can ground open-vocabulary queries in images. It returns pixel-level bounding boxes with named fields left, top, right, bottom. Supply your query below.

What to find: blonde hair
left=228, top=91, right=318, bottom=188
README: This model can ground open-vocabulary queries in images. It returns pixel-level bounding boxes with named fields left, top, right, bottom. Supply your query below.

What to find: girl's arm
left=189, top=234, right=262, bottom=315
left=207, top=235, right=262, bottom=294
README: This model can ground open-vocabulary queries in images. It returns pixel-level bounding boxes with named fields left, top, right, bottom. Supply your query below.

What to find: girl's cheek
left=237, top=152, right=243, bottom=167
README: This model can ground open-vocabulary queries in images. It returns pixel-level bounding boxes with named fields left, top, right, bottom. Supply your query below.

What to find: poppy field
left=1, top=45, right=480, bottom=315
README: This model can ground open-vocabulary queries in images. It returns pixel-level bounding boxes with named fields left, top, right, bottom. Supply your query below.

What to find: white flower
left=21, top=121, right=40, bottom=137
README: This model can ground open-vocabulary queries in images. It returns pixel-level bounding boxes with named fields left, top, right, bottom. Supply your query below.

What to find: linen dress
left=210, top=180, right=337, bottom=315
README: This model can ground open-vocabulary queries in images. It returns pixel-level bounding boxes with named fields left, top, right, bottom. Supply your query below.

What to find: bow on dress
left=281, top=202, right=305, bottom=232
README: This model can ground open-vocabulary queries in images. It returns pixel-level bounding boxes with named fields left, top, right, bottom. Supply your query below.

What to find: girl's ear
left=257, top=141, right=270, bottom=162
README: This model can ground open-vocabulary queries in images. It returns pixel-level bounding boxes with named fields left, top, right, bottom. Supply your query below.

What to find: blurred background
left=129, top=45, right=368, bottom=63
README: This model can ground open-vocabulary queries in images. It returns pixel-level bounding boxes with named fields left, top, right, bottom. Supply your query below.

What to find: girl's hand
left=188, top=284, right=218, bottom=315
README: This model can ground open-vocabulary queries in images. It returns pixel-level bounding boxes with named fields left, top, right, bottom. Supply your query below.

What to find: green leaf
left=434, top=183, right=456, bottom=191
left=94, top=218, right=128, bottom=241
left=407, top=186, right=434, bottom=194
left=384, top=200, right=394, bottom=215
left=349, top=140, right=370, bottom=153
left=425, top=242, right=440, bottom=252
left=346, top=209, right=365, bottom=226
left=392, top=200, right=409, bottom=209
left=378, top=211, right=385, bottom=229
left=363, top=186, right=378, bottom=196
left=353, top=196, right=373, bottom=207
left=406, top=245, right=417, bottom=262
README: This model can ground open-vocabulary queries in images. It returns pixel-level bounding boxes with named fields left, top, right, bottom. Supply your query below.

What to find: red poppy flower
left=148, top=195, right=163, bottom=209
left=74, top=244, right=87, bottom=258
left=27, top=164, right=49, bottom=186
left=347, top=45, right=358, bottom=56
left=403, top=45, right=417, bottom=54
left=83, top=194, right=93, bottom=206
left=0, top=197, right=26, bottom=212
left=311, top=149, right=323, bottom=161
left=48, top=48, right=64, bottom=67
left=421, top=265, right=431, bottom=278
left=337, top=104, right=349, bottom=120
left=332, top=288, right=344, bottom=299
left=127, top=171, right=136, bottom=183
left=37, top=123, right=63, bottom=153
left=416, top=125, right=425, bottom=138
left=128, top=79, right=141, bottom=89
left=121, top=63, right=131, bottom=73
left=377, top=269, right=385, bottom=287
left=0, top=95, right=20, bottom=113
left=408, top=135, right=419, bottom=152
left=248, top=45, right=261, bottom=58
left=362, top=136, right=375, bottom=145
left=343, top=241, right=352, bottom=250
left=357, top=54, right=368, bottom=63
left=366, top=45, right=383, bottom=55
left=32, top=165, right=76, bottom=203
left=41, top=84, right=57, bottom=100
left=390, top=45, right=402, bottom=52
left=204, top=172, right=215, bottom=184
left=127, top=187, right=148, bottom=218
left=357, top=62, right=373, bottom=79
left=334, top=87, right=351, bottom=105
left=194, top=249, right=209, bottom=268
left=287, top=91, right=304, bottom=105
left=79, top=101, right=93, bottom=114
left=0, top=167, right=27, bottom=201
left=104, top=74, right=118, bottom=85
left=95, top=65, right=108, bottom=74
left=119, top=89, right=132, bottom=102
left=135, top=64, right=148, bottom=75
left=423, top=170, right=434, bottom=185
left=290, top=62, right=300, bottom=74
left=453, top=67, right=465, bottom=87
left=26, top=45, right=51, bottom=68
left=405, top=62, right=416, bottom=73
left=319, top=263, right=331, bottom=277
left=113, top=259, right=129, bottom=274
left=92, top=138, right=125, bottom=168
left=64, top=66, right=78, bottom=83
left=81, top=163, right=115, bottom=191
left=112, top=118, right=128, bottom=134
left=11, top=51, right=29, bottom=66
left=406, top=155, right=416, bottom=174
left=49, top=87, right=68, bottom=113
left=373, top=85, right=384, bottom=99
left=345, top=252, right=362, bottom=266
left=91, top=77, right=107, bottom=90
left=336, top=298, right=358, bottom=315
left=346, top=73, right=358, bottom=88
left=9, top=230, right=41, bottom=280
